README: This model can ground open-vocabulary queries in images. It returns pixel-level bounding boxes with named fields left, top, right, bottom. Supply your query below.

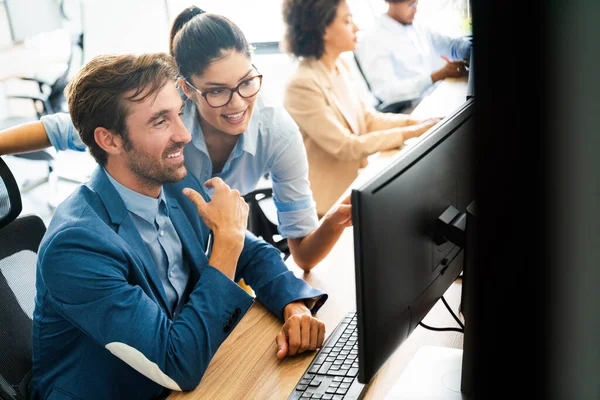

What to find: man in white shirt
left=355, top=0, right=471, bottom=111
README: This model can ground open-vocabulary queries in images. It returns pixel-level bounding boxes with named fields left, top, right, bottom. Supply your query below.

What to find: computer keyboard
left=288, top=312, right=365, bottom=400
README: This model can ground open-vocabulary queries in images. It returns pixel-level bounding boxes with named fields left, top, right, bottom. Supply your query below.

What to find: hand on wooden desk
left=276, top=301, right=326, bottom=359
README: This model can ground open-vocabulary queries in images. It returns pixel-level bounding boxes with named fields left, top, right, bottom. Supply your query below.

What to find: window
left=167, top=0, right=286, bottom=44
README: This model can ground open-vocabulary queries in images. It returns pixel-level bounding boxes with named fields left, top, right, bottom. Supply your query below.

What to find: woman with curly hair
left=282, top=0, right=440, bottom=216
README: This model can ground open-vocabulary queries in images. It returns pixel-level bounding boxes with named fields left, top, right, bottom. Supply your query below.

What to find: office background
left=3, top=0, right=599, bottom=398
left=0, top=0, right=471, bottom=226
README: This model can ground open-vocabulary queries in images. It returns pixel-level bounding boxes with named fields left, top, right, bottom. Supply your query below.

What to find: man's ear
left=94, top=127, right=124, bottom=156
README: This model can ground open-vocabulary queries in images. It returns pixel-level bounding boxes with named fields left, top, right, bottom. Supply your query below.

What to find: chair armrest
left=376, top=100, right=413, bottom=114
left=7, top=94, right=51, bottom=118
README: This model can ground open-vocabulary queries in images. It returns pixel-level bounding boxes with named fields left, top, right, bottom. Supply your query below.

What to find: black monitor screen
left=352, top=98, right=474, bottom=383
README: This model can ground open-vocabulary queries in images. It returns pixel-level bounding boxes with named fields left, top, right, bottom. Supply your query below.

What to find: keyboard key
left=347, top=367, right=359, bottom=377
left=314, top=354, right=327, bottom=365
left=296, top=384, right=307, bottom=391
left=317, top=362, right=332, bottom=374
left=323, top=395, right=334, bottom=400
left=308, top=379, right=322, bottom=388
left=308, top=365, right=321, bottom=374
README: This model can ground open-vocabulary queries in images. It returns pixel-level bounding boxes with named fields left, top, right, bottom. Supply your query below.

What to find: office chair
left=352, top=52, right=413, bottom=114
left=0, top=157, right=46, bottom=400
left=2, top=33, right=86, bottom=201
left=243, top=176, right=290, bottom=261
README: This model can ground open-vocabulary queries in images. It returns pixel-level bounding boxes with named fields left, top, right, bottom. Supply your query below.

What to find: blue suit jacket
left=31, top=167, right=327, bottom=400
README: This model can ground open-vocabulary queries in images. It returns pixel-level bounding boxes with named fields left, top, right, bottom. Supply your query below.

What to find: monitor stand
left=385, top=345, right=466, bottom=399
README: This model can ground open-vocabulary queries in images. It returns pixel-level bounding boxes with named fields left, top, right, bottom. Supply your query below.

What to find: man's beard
left=123, top=143, right=187, bottom=189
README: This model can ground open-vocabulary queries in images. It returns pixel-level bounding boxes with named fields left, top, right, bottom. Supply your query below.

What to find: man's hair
left=385, top=0, right=411, bottom=3
left=282, top=0, right=342, bottom=59
left=65, top=53, right=179, bottom=165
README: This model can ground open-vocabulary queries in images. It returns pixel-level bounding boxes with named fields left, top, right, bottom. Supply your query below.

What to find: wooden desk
left=410, top=76, right=469, bottom=120
left=169, top=78, right=469, bottom=400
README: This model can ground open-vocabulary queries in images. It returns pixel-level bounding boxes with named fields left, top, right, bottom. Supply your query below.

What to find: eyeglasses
left=408, top=0, right=418, bottom=10
left=183, top=68, right=263, bottom=108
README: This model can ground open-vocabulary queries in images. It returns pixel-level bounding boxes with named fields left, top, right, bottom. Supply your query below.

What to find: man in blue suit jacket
left=31, top=53, right=327, bottom=400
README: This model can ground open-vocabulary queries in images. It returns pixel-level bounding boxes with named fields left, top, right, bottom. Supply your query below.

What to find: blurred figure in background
left=355, top=0, right=471, bottom=112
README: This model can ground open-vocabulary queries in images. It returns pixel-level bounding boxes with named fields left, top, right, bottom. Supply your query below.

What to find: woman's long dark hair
left=170, top=6, right=253, bottom=79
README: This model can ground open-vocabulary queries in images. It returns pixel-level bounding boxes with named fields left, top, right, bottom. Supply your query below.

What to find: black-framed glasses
left=183, top=67, right=263, bottom=108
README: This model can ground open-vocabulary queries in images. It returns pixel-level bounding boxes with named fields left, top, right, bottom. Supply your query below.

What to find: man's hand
left=275, top=301, right=326, bottom=359
left=324, top=194, right=352, bottom=228
left=182, top=178, right=249, bottom=279
left=432, top=59, right=469, bottom=82
left=183, top=177, right=249, bottom=238
left=440, top=60, right=469, bottom=79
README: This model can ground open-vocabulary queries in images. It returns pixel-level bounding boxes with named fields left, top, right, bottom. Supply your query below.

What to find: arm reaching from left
left=0, top=121, right=51, bottom=155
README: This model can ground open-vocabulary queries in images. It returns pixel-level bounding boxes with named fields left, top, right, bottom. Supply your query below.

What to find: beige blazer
left=284, top=57, right=414, bottom=216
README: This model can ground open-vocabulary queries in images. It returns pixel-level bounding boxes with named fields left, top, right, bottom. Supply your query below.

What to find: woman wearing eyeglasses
left=282, top=0, right=441, bottom=217
left=0, top=6, right=351, bottom=271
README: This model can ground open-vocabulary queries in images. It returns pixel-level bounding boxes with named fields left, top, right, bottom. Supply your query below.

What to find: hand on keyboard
left=277, top=301, right=326, bottom=359
left=288, top=312, right=365, bottom=400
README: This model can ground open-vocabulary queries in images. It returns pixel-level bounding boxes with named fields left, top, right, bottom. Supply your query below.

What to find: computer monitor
left=351, top=98, right=475, bottom=394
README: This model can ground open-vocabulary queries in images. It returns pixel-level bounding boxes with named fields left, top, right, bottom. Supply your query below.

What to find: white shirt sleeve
left=358, top=42, right=433, bottom=104
left=356, top=27, right=434, bottom=104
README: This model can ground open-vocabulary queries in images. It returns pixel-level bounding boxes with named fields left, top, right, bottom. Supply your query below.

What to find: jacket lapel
left=309, top=58, right=360, bottom=134
left=87, top=167, right=172, bottom=314
left=166, top=196, right=209, bottom=278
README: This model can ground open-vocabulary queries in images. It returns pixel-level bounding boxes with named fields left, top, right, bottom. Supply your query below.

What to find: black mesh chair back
left=243, top=184, right=290, bottom=261
left=0, top=157, right=46, bottom=400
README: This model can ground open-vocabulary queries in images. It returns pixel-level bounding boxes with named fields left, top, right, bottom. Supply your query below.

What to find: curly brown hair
left=282, top=0, right=342, bottom=59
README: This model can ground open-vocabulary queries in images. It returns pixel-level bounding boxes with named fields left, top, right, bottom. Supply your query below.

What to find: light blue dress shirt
left=105, top=170, right=190, bottom=316
left=41, top=94, right=318, bottom=239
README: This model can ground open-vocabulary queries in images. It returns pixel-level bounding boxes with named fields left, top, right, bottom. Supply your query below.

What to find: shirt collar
left=182, top=96, right=260, bottom=157
left=104, top=168, right=168, bottom=224
left=381, top=13, right=410, bottom=32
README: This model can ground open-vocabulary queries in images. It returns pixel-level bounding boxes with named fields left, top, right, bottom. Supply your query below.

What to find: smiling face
left=117, top=81, right=191, bottom=193
left=323, top=0, right=359, bottom=55
left=185, top=50, right=260, bottom=136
